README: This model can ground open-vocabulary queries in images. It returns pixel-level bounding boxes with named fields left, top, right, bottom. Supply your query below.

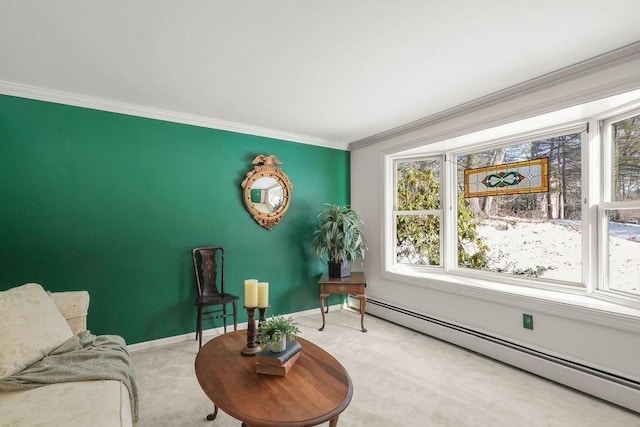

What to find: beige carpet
left=130, top=309, right=640, bottom=426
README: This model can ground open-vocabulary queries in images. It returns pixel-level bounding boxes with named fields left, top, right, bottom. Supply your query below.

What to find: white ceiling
left=1, top=1, right=640, bottom=148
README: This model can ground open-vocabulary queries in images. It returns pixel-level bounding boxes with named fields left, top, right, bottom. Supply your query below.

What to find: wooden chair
left=192, top=246, right=238, bottom=348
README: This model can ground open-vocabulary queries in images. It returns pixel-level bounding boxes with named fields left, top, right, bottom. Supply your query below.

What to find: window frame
left=385, top=105, right=640, bottom=307
left=597, top=108, right=640, bottom=300
left=392, top=155, right=445, bottom=268
left=450, top=126, right=587, bottom=287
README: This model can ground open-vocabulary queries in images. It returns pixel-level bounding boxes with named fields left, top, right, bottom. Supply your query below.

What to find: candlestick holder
left=258, top=306, right=269, bottom=329
left=241, top=306, right=263, bottom=356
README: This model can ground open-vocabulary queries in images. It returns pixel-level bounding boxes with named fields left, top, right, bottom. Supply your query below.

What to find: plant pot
left=328, top=261, right=351, bottom=278
left=269, top=336, right=287, bottom=353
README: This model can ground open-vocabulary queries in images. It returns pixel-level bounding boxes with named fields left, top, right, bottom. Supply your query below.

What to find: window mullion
left=601, top=114, right=624, bottom=291
left=442, top=153, right=456, bottom=271
left=395, top=210, right=442, bottom=216
left=584, top=120, right=599, bottom=293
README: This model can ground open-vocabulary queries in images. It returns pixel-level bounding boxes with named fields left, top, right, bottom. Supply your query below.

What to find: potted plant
left=257, top=315, right=300, bottom=352
left=312, top=204, right=367, bottom=277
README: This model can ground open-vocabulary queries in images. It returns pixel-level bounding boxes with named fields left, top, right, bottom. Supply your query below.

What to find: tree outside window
left=391, top=108, right=640, bottom=300
left=603, top=112, right=640, bottom=295
left=456, top=132, right=583, bottom=282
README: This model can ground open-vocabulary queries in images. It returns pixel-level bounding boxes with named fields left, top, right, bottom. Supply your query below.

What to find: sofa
left=0, top=283, right=137, bottom=426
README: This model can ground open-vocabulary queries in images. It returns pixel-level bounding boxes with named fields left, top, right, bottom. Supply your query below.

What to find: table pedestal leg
left=206, top=404, right=218, bottom=421
left=319, top=294, right=328, bottom=331
left=359, top=294, right=367, bottom=333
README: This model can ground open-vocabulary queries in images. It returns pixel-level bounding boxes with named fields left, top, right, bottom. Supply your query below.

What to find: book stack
left=255, top=340, right=302, bottom=376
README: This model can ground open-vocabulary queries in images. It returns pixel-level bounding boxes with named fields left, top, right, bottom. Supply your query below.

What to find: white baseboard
left=127, top=304, right=341, bottom=353
left=366, top=298, right=640, bottom=414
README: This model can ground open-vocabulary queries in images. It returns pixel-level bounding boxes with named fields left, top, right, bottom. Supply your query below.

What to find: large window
left=394, top=157, right=443, bottom=266
left=601, top=111, right=640, bottom=297
left=456, top=131, right=583, bottom=284
left=389, top=104, right=640, bottom=304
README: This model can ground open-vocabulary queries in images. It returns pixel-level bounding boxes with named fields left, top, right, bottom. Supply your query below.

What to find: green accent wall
left=0, top=94, right=350, bottom=344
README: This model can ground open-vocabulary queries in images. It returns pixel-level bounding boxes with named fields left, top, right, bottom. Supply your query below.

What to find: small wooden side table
left=318, top=272, right=367, bottom=332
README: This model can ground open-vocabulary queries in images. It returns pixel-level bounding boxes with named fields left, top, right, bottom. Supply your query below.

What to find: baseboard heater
left=365, top=297, right=640, bottom=412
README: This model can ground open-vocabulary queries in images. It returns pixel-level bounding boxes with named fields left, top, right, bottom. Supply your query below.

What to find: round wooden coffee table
left=195, top=330, right=353, bottom=427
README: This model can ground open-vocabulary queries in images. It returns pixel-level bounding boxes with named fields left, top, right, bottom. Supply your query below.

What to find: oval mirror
left=241, top=154, right=292, bottom=230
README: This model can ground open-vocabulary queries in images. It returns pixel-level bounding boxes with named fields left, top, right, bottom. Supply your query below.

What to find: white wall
left=350, top=44, right=640, bottom=411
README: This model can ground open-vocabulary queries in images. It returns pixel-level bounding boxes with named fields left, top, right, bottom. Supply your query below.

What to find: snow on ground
left=477, top=218, right=640, bottom=294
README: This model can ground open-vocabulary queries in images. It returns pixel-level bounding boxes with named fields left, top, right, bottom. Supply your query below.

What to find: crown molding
left=0, top=81, right=349, bottom=151
left=350, top=41, right=640, bottom=151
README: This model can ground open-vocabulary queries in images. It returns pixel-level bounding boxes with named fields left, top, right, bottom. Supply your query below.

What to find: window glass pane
left=396, top=214, right=441, bottom=265
left=605, top=209, right=640, bottom=295
left=612, top=113, right=640, bottom=202
left=395, top=158, right=442, bottom=266
left=396, top=159, right=440, bottom=210
left=457, top=133, right=582, bottom=282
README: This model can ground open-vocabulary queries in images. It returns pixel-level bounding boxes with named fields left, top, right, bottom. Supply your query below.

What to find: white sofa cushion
left=50, top=291, right=90, bottom=334
left=0, top=380, right=132, bottom=427
left=0, top=283, right=74, bottom=378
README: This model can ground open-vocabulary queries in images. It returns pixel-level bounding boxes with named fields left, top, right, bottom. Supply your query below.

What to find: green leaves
left=397, top=166, right=440, bottom=211
left=257, top=315, right=300, bottom=344
left=396, top=163, right=488, bottom=268
left=312, top=204, right=367, bottom=263
left=457, top=193, right=488, bottom=268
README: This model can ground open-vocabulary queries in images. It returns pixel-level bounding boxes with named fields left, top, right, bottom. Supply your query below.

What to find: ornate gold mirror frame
left=241, top=154, right=293, bottom=230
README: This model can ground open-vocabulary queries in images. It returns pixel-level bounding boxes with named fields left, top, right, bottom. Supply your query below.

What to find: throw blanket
left=0, top=330, right=138, bottom=422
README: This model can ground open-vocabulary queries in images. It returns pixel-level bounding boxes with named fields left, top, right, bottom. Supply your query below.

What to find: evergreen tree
left=613, top=116, right=640, bottom=202
left=396, top=162, right=488, bottom=268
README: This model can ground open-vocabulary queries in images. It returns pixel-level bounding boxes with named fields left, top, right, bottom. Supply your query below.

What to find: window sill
left=383, top=266, right=640, bottom=333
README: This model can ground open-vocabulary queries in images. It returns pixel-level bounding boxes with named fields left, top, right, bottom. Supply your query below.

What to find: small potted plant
left=257, top=315, right=300, bottom=352
left=312, top=204, right=367, bottom=277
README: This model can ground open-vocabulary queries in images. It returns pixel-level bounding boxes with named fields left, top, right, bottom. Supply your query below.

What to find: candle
left=257, top=282, right=269, bottom=308
left=244, top=279, right=258, bottom=307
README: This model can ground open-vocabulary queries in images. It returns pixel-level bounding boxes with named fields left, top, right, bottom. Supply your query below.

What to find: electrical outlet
left=522, top=313, right=534, bottom=330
